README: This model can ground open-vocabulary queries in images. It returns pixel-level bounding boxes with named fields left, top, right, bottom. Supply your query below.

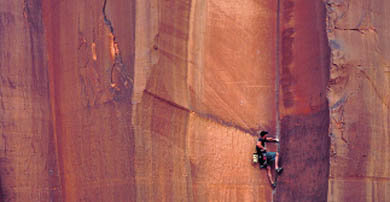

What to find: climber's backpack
left=253, top=147, right=267, bottom=168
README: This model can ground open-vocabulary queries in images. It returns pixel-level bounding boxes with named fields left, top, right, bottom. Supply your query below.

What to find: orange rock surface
left=1, top=0, right=389, bottom=201
left=0, top=1, right=61, bottom=201
left=135, top=1, right=279, bottom=201
left=326, top=0, right=390, bottom=201
left=42, top=0, right=136, bottom=201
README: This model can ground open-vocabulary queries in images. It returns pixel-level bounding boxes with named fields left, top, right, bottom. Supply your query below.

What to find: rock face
left=326, top=0, right=390, bottom=201
left=0, top=0, right=389, bottom=202
left=275, top=1, right=330, bottom=201
left=0, top=1, right=61, bottom=201
left=134, top=1, right=279, bottom=201
left=42, top=0, right=137, bottom=201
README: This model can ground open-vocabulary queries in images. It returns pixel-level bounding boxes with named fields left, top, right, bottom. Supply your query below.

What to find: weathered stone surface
left=42, top=0, right=136, bottom=201
left=145, top=0, right=278, bottom=131
left=0, top=1, right=61, bottom=201
left=326, top=0, right=390, bottom=201
left=134, top=0, right=279, bottom=201
left=186, top=113, right=273, bottom=202
left=133, top=92, right=192, bottom=201
left=4, top=0, right=389, bottom=201
left=1, top=0, right=284, bottom=201
left=275, top=1, right=330, bottom=202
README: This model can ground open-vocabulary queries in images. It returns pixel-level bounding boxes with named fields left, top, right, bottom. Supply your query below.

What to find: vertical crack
left=273, top=0, right=281, bottom=200
left=275, top=0, right=281, bottom=141
left=358, top=68, right=389, bottom=109
left=102, top=0, right=132, bottom=93
left=102, top=0, right=114, bottom=33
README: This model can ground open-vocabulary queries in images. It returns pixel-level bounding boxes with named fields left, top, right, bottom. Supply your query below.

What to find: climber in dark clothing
left=256, top=131, right=283, bottom=188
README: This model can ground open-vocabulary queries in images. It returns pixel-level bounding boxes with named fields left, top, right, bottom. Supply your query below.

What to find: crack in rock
left=102, top=0, right=114, bottom=33
left=357, top=69, right=389, bottom=109
left=102, top=0, right=132, bottom=93
left=144, top=90, right=256, bottom=135
left=325, top=0, right=376, bottom=35
left=334, top=26, right=377, bottom=34
left=331, top=104, right=349, bottom=146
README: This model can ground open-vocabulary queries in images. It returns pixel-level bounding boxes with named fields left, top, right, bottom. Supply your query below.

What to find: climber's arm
left=265, top=137, right=279, bottom=143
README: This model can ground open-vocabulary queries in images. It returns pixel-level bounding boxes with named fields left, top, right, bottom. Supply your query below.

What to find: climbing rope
left=275, top=0, right=281, bottom=149
left=273, top=0, right=281, bottom=199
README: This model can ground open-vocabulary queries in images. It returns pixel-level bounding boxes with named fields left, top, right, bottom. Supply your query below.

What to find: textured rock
left=134, top=0, right=279, bottom=201
left=0, top=1, right=61, bottom=201
left=326, top=0, right=390, bottom=201
left=136, top=0, right=331, bottom=201
left=145, top=0, right=278, bottom=131
left=3, top=0, right=389, bottom=201
left=275, top=1, right=330, bottom=202
left=42, top=0, right=136, bottom=201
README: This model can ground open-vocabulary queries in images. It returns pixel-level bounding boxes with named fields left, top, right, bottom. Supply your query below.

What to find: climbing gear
left=252, top=153, right=258, bottom=163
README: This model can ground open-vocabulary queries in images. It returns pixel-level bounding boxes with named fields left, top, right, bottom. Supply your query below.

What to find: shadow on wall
left=0, top=157, right=11, bottom=202
left=0, top=162, right=5, bottom=202
left=0, top=177, right=4, bottom=202
left=276, top=108, right=330, bottom=202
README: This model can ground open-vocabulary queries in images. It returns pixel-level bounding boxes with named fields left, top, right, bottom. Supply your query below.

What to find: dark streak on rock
left=279, top=0, right=296, bottom=109
left=275, top=1, right=331, bottom=201
left=102, top=0, right=133, bottom=100
left=276, top=108, right=330, bottom=202
left=0, top=12, right=16, bottom=38
left=102, top=0, right=114, bottom=33
left=0, top=179, right=4, bottom=202
left=329, top=40, right=341, bottom=50
left=330, top=95, right=351, bottom=147
left=334, top=26, right=377, bottom=34
left=332, top=102, right=349, bottom=145
left=23, top=0, right=48, bottom=96
left=144, top=90, right=257, bottom=135
left=7, top=78, right=16, bottom=89
left=1, top=134, right=6, bottom=154
left=23, top=1, right=62, bottom=200
left=330, top=95, right=348, bottom=110
left=0, top=12, right=16, bottom=112
left=0, top=10, right=13, bottom=202
left=0, top=89, right=4, bottom=112
left=283, top=0, right=294, bottom=23
left=281, top=24, right=295, bottom=107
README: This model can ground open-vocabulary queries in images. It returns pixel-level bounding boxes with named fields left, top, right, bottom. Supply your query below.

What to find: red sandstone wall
left=136, top=0, right=331, bottom=201
left=326, top=0, right=390, bottom=201
left=275, top=1, right=330, bottom=201
left=0, top=1, right=61, bottom=201
left=145, top=0, right=278, bottom=131
left=3, top=0, right=389, bottom=202
left=42, top=0, right=136, bottom=201
left=134, top=0, right=279, bottom=201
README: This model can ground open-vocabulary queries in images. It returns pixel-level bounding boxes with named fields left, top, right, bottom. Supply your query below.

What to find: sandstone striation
left=0, top=1, right=61, bottom=201
left=1, top=0, right=389, bottom=201
left=134, top=0, right=279, bottom=201
left=42, top=0, right=136, bottom=201
left=326, top=0, right=390, bottom=201
left=275, top=1, right=330, bottom=201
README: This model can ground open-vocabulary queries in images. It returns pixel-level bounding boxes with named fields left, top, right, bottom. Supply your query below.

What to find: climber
left=256, top=130, right=283, bottom=188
